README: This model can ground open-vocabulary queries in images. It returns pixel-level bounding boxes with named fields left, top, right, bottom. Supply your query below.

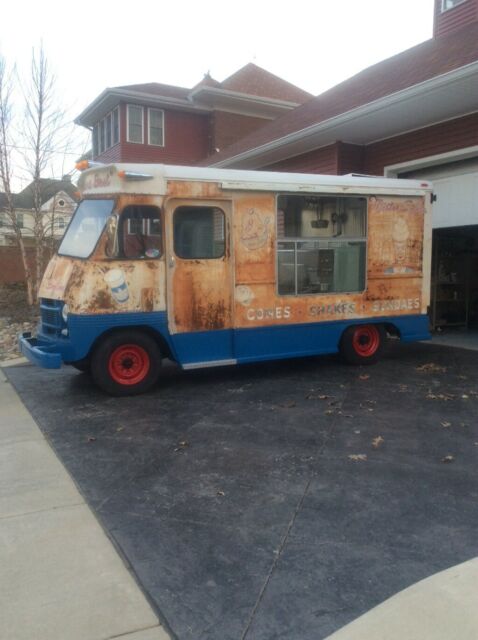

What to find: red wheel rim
left=108, top=344, right=150, bottom=386
left=352, top=325, right=380, bottom=357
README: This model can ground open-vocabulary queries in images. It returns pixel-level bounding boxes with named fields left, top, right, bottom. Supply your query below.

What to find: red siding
left=336, top=143, right=365, bottom=175
left=363, top=112, right=478, bottom=175
left=212, top=112, right=271, bottom=152
left=262, top=145, right=338, bottom=174
left=96, top=103, right=211, bottom=165
left=434, top=0, right=478, bottom=37
left=256, top=114, right=478, bottom=178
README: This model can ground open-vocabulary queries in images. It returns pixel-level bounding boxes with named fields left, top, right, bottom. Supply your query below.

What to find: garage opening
left=400, top=158, right=478, bottom=333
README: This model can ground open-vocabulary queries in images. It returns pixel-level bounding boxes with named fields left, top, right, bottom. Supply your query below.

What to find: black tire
left=69, top=358, right=90, bottom=373
left=91, top=330, right=161, bottom=396
left=340, top=324, right=385, bottom=365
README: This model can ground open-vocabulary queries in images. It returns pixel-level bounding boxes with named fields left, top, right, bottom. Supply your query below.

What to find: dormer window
left=93, top=106, right=120, bottom=156
left=148, top=108, right=164, bottom=146
left=441, top=0, right=467, bottom=11
left=127, top=105, right=144, bottom=143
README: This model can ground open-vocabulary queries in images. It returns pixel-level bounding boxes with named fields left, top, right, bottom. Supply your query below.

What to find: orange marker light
left=76, top=160, right=90, bottom=171
left=117, top=170, right=126, bottom=178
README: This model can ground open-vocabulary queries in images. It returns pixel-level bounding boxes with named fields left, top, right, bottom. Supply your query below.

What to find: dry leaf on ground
left=372, top=436, right=384, bottom=449
left=416, top=363, right=447, bottom=373
left=348, top=454, right=367, bottom=461
left=441, top=455, right=455, bottom=464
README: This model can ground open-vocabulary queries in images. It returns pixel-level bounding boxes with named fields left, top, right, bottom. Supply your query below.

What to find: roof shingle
left=205, top=22, right=478, bottom=165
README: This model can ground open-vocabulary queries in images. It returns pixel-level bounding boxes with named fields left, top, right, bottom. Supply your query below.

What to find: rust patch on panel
left=172, top=260, right=231, bottom=332
left=141, top=288, right=154, bottom=312
left=234, top=193, right=276, bottom=284
left=368, top=196, right=425, bottom=277
left=168, top=181, right=222, bottom=199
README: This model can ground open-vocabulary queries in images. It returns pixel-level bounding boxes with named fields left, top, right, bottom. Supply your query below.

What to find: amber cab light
left=76, top=160, right=90, bottom=171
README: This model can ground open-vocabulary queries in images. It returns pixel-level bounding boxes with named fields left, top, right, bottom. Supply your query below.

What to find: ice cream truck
left=20, top=163, right=433, bottom=395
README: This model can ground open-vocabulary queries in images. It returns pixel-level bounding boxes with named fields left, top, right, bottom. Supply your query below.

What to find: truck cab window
left=277, top=195, right=367, bottom=295
left=119, top=205, right=162, bottom=259
left=174, top=206, right=225, bottom=259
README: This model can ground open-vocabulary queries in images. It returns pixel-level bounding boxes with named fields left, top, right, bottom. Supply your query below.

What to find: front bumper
left=19, top=332, right=62, bottom=369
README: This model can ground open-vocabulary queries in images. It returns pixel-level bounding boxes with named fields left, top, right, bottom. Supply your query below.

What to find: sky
left=1, top=0, right=435, bottom=189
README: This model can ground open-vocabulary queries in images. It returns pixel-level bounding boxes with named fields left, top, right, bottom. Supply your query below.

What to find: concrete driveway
left=5, top=341, right=478, bottom=640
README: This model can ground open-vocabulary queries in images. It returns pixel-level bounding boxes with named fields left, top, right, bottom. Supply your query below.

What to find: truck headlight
left=62, top=303, right=69, bottom=323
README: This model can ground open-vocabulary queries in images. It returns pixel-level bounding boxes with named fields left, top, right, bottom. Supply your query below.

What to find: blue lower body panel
left=20, top=311, right=430, bottom=370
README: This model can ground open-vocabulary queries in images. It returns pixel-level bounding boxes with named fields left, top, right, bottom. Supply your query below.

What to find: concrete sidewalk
left=325, top=557, right=478, bottom=640
left=0, top=365, right=170, bottom=640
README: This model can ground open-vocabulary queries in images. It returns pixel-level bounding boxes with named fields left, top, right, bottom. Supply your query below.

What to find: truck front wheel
left=91, top=330, right=161, bottom=396
left=340, top=324, right=385, bottom=365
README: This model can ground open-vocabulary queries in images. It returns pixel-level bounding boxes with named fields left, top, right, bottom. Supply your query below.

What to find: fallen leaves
left=372, top=436, right=384, bottom=449
left=416, top=363, right=447, bottom=373
left=359, top=374, right=370, bottom=381
left=440, top=421, right=452, bottom=428
left=174, top=440, right=189, bottom=452
left=348, top=454, right=367, bottom=462
left=426, top=392, right=455, bottom=401
left=441, top=455, right=455, bottom=464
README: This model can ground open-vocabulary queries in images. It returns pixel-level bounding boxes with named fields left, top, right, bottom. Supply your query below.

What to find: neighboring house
left=74, top=63, right=312, bottom=165
left=0, top=177, right=79, bottom=283
left=205, top=0, right=478, bottom=331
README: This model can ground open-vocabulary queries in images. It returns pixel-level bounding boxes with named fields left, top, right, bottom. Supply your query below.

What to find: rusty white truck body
left=20, top=163, right=433, bottom=395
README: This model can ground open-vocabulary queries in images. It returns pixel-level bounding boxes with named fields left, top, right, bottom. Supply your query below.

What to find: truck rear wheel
left=340, top=324, right=385, bottom=365
left=91, top=330, right=161, bottom=396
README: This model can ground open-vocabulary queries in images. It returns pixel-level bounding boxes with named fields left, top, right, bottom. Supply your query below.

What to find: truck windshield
left=59, top=199, right=115, bottom=258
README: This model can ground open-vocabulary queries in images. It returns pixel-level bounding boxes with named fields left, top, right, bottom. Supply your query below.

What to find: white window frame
left=148, top=108, right=164, bottom=147
left=127, top=104, right=144, bottom=144
left=112, top=107, right=120, bottom=145
left=441, top=0, right=467, bottom=12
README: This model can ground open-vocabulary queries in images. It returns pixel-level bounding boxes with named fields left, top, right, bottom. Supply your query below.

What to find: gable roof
left=205, top=21, right=478, bottom=166
left=13, top=178, right=79, bottom=209
left=114, top=82, right=190, bottom=100
left=75, top=64, right=312, bottom=127
left=220, top=63, right=312, bottom=103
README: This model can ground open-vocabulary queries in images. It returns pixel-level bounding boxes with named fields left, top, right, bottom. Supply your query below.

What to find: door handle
left=168, top=255, right=175, bottom=268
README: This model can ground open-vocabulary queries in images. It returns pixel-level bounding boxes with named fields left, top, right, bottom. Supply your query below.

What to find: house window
left=127, top=105, right=144, bottom=143
left=93, top=107, right=121, bottom=158
left=277, top=195, right=367, bottom=296
left=92, top=124, right=99, bottom=157
left=57, top=217, right=65, bottom=229
left=174, top=207, right=225, bottom=259
left=105, top=113, right=112, bottom=149
left=441, top=0, right=467, bottom=11
left=16, top=212, right=24, bottom=229
left=148, top=108, right=164, bottom=146
left=112, top=107, right=119, bottom=145
left=99, top=119, right=105, bottom=154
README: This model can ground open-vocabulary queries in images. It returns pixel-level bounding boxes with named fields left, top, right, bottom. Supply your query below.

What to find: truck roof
left=78, top=162, right=433, bottom=198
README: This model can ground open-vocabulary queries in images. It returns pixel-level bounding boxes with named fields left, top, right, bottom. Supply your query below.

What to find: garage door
left=400, top=158, right=478, bottom=228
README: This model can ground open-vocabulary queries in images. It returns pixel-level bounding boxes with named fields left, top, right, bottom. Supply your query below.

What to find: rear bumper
left=19, top=332, right=62, bottom=369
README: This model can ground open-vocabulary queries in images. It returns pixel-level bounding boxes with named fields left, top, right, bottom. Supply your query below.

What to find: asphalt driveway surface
left=5, top=342, right=478, bottom=640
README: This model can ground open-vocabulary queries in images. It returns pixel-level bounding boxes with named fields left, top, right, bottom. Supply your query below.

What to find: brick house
left=206, top=0, right=478, bottom=331
left=74, top=64, right=312, bottom=166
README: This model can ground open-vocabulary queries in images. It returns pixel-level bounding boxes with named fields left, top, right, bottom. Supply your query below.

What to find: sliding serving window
left=277, top=195, right=367, bottom=296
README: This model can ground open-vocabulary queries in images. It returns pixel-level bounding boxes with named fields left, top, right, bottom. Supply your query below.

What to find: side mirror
left=105, top=214, right=118, bottom=257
